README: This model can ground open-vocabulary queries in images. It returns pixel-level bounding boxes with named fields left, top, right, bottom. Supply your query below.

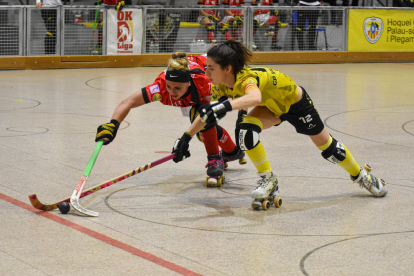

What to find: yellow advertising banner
left=348, top=9, right=414, bottom=51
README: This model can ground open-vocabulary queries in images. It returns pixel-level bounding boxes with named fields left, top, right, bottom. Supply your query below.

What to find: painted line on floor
left=0, top=192, right=203, bottom=276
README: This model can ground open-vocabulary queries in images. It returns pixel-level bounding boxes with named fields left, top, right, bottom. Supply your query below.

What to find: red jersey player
left=197, top=0, right=232, bottom=43
left=222, top=0, right=245, bottom=41
left=95, top=52, right=246, bottom=186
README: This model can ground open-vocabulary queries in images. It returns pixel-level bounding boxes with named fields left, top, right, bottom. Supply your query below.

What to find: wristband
left=222, top=101, right=233, bottom=112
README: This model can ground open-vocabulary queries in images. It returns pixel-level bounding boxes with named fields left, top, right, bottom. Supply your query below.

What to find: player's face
left=165, top=80, right=190, bottom=100
left=206, top=57, right=227, bottom=85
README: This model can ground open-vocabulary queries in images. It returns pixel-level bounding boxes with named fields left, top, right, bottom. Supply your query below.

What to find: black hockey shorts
left=278, top=87, right=325, bottom=136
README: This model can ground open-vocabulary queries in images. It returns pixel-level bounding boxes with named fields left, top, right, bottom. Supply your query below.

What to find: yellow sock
left=245, top=141, right=272, bottom=173
left=318, top=136, right=360, bottom=177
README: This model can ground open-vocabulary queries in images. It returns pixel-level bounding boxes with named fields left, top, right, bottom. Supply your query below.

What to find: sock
left=245, top=141, right=272, bottom=173
left=199, top=128, right=219, bottom=156
left=217, top=127, right=236, bottom=153
left=318, top=136, right=361, bottom=177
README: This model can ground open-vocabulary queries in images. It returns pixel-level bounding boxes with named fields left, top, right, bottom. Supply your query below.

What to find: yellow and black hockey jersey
left=212, top=67, right=298, bottom=118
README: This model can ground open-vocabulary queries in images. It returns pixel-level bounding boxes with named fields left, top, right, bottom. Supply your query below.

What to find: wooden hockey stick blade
left=28, top=153, right=176, bottom=211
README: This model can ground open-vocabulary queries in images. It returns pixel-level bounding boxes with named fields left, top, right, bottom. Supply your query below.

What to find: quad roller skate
left=205, top=154, right=225, bottom=187
left=251, top=171, right=282, bottom=210
left=220, top=148, right=248, bottom=169
left=351, top=164, right=388, bottom=197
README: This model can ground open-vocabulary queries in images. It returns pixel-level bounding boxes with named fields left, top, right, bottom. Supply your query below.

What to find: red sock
left=199, top=128, right=219, bottom=156
left=218, top=127, right=236, bottom=153
left=224, top=32, right=231, bottom=41
left=207, top=31, right=215, bottom=43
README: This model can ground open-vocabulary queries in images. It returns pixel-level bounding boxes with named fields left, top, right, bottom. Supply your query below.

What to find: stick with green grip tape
left=70, top=140, right=104, bottom=217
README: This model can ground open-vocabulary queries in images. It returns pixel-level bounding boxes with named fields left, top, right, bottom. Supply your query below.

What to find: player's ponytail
left=207, top=39, right=252, bottom=76
left=168, top=51, right=189, bottom=72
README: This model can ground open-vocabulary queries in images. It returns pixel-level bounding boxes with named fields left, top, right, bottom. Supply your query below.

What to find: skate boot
left=251, top=171, right=282, bottom=210
left=264, top=26, right=275, bottom=37
left=205, top=154, right=225, bottom=187
left=351, top=164, right=388, bottom=197
left=220, top=148, right=247, bottom=169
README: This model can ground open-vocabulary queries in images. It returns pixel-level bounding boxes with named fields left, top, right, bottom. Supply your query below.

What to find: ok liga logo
left=363, top=17, right=383, bottom=44
left=117, top=11, right=133, bottom=51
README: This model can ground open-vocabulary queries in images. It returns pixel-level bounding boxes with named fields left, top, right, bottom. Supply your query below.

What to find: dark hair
left=207, top=39, right=252, bottom=76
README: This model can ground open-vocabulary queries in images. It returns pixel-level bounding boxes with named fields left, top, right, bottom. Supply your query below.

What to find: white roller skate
left=205, top=154, right=225, bottom=187
left=220, top=148, right=247, bottom=169
left=251, top=171, right=282, bottom=210
left=351, top=164, right=388, bottom=197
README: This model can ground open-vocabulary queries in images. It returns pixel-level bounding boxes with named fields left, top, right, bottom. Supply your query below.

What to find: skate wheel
left=363, top=164, right=372, bottom=172
left=239, top=158, right=247, bottom=165
left=252, top=199, right=260, bottom=209
left=380, top=178, right=386, bottom=186
left=262, top=200, right=270, bottom=210
left=206, top=177, right=217, bottom=187
left=217, top=176, right=223, bottom=187
left=274, top=197, right=282, bottom=208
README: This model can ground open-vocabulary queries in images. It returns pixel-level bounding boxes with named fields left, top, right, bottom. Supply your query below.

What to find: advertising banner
left=107, top=9, right=142, bottom=55
left=348, top=9, right=414, bottom=51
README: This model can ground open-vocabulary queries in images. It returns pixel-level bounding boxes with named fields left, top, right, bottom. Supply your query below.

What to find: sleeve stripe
left=141, top=87, right=150, bottom=104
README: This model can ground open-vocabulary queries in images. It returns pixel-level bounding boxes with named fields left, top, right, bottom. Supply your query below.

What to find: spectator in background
left=222, top=0, right=245, bottom=41
left=36, top=0, right=62, bottom=55
left=198, top=0, right=232, bottom=43
left=295, top=0, right=321, bottom=51
left=251, top=0, right=282, bottom=51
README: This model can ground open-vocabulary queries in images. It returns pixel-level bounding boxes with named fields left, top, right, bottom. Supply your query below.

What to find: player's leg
left=237, top=107, right=279, bottom=200
left=190, top=106, right=224, bottom=184
left=285, top=87, right=387, bottom=197
left=41, top=9, right=57, bottom=54
left=216, top=125, right=247, bottom=167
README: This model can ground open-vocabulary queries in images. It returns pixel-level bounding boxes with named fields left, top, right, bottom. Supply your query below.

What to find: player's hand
left=36, top=2, right=42, bottom=7
left=236, top=109, right=247, bottom=125
left=95, top=120, right=120, bottom=145
left=172, top=132, right=192, bottom=163
left=115, top=1, right=125, bottom=11
left=199, top=101, right=232, bottom=124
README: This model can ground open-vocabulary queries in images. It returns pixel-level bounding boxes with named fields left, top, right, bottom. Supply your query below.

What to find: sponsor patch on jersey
left=149, top=84, right=160, bottom=94
left=152, top=94, right=162, bottom=102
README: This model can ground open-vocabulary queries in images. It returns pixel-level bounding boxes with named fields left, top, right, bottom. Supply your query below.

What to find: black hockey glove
left=172, top=132, right=192, bottom=163
left=236, top=109, right=247, bottom=126
left=199, top=101, right=232, bottom=124
left=95, top=119, right=120, bottom=145
left=115, top=1, right=125, bottom=11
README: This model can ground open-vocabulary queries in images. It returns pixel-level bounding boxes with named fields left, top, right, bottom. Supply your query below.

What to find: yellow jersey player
left=172, top=39, right=388, bottom=210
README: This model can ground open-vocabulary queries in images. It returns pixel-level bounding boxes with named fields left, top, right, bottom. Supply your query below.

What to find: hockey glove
left=199, top=100, right=232, bottom=124
left=115, top=1, right=125, bottom=11
left=236, top=109, right=247, bottom=126
left=95, top=119, right=120, bottom=145
left=172, top=132, right=192, bottom=163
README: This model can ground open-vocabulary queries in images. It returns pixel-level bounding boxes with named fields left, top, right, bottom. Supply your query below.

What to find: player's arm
left=96, top=89, right=146, bottom=145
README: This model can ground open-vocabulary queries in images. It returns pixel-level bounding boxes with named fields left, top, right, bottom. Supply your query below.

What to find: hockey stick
left=70, top=140, right=104, bottom=217
left=28, top=153, right=176, bottom=212
left=89, top=1, right=101, bottom=55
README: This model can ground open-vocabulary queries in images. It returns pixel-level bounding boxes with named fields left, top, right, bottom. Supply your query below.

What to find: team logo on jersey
left=363, top=17, right=383, bottom=44
left=152, top=94, right=162, bottom=102
left=149, top=84, right=160, bottom=94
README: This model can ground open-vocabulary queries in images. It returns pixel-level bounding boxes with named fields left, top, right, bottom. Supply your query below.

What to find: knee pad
left=216, top=125, right=223, bottom=141
left=321, top=138, right=346, bottom=164
left=206, top=23, right=215, bottom=31
left=236, top=116, right=263, bottom=151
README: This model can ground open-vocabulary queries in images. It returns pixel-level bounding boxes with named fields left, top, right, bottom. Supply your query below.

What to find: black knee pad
left=216, top=125, right=223, bottom=141
left=321, top=137, right=346, bottom=164
left=206, top=23, right=215, bottom=31
left=236, top=122, right=262, bottom=151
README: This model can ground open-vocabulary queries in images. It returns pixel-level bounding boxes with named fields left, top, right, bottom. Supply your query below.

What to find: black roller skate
left=205, top=154, right=225, bottom=187
left=251, top=171, right=282, bottom=210
left=220, top=148, right=247, bottom=169
left=351, top=164, right=388, bottom=197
